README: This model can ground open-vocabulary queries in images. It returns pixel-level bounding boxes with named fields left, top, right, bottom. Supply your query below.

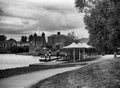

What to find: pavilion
left=63, top=42, right=92, bottom=62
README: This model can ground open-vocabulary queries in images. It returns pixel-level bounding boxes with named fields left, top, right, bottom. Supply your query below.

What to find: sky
left=0, top=0, right=89, bottom=40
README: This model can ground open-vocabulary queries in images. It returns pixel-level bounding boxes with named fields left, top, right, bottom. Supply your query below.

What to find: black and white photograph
left=0, top=0, right=120, bottom=88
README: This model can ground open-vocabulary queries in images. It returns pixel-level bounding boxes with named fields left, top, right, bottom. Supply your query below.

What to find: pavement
left=0, top=54, right=119, bottom=88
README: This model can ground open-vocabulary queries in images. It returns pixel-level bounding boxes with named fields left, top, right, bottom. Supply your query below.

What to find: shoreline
left=0, top=61, right=87, bottom=79
left=0, top=55, right=101, bottom=79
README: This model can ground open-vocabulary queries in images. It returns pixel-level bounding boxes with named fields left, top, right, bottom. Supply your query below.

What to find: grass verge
left=30, top=58, right=120, bottom=88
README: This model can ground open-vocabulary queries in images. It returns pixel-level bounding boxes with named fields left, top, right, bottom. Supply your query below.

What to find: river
left=0, top=54, right=42, bottom=70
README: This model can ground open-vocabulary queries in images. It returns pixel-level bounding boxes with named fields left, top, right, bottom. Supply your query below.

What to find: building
left=29, top=32, right=47, bottom=53
left=48, top=32, right=66, bottom=49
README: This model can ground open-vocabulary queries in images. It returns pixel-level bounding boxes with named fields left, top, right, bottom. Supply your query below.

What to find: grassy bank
left=30, top=58, right=120, bottom=88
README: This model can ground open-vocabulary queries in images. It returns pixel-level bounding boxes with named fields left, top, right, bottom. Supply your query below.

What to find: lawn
left=30, top=58, right=120, bottom=88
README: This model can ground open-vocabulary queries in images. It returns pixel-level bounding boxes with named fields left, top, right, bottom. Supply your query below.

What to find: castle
left=29, top=32, right=66, bottom=53
left=29, top=32, right=47, bottom=53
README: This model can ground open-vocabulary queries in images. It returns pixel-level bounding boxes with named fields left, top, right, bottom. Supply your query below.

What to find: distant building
left=48, top=32, right=66, bottom=49
left=29, top=32, right=47, bottom=53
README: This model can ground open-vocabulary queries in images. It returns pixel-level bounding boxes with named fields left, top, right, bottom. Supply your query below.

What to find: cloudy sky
left=0, top=0, right=89, bottom=40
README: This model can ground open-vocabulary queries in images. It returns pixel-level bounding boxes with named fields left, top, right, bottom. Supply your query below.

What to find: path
left=0, top=55, right=118, bottom=88
left=0, top=66, right=82, bottom=88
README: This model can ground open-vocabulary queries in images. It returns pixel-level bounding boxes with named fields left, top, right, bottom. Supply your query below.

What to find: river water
left=0, top=54, right=42, bottom=70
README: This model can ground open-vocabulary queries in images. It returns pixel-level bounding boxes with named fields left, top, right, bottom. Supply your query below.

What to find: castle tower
left=41, top=32, right=46, bottom=47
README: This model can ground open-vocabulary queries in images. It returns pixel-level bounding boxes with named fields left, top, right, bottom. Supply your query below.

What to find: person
left=48, top=50, right=51, bottom=61
left=44, top=53, right=47, bottom=61
left=64, top=53, right=67, bottom=60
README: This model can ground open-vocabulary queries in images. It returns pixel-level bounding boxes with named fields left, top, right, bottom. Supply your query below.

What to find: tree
left=20, top=36, right=27, bottom=43
left=75, top=0, right=120, bottom=13
left=75, top=0, right=120, bottom=58
left=64, top=31, right=79, bottom=46
left=41, top=32, right=46, bottom=46
left=0, top=35, right=6, bottom=41
left=33, top=33, right=37, bottom=47
left=28, top=35, right=33, bottom=42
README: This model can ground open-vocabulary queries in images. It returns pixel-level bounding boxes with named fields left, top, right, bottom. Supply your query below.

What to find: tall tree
left=75, top=0, right=120, bottom=57
left=28, top=35, right=33, bottom=42
left=20, top=36, right=27, bottom=43
left=41, top=32, right=46, bottom=46
left=33, top=33, right=37, bottom=47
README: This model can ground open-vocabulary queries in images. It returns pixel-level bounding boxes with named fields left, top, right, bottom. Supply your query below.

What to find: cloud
left=38, top=12, right=84, bottom=31
left=0, top=0, right=88, bottom=38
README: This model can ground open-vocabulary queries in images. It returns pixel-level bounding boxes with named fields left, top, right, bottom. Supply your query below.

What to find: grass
left=30, top=58, right=120, bottom=88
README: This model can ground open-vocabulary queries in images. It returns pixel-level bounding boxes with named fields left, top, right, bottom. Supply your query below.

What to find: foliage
left=20, top=36, right=27, bottom=43
left=8, top=46, right=29, bottom=53
left=0, top=35, right=6, bottom=41
left=75, top=0, right=120, bottom=52
left=64, top=31, right=79, bottom=46
left=28, top=35, right=33, bottom=42
left=75, top=0, right=120, bottom=13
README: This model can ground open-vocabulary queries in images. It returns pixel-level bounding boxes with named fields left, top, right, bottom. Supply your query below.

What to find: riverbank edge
left=0, top=61, right=87, bottom=79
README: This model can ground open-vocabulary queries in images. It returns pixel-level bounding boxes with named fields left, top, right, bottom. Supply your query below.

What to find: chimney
left=57, top=32, right=61, bottom=35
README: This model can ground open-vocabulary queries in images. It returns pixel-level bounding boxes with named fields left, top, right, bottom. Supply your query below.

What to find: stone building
left=48, top=32, right=66, bottom=49
left=29, top=32, right=47, bottom=53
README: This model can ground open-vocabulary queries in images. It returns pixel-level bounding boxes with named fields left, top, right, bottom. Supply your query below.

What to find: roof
left=63, top=42, right=93, bottom=49
left=78, top=43, right=92, bottom=48
left=63, top=42, right=80, bottom=49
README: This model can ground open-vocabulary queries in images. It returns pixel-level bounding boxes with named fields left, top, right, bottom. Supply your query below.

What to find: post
left=114, top=51, right=117, bottom=58
left=73, top=48, right=75, bottom=62
left=79, top=48, right=80, bottom=61
left=84, top=48, right=86, bottom=60
left=83, top=48, right=86, bottom=60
